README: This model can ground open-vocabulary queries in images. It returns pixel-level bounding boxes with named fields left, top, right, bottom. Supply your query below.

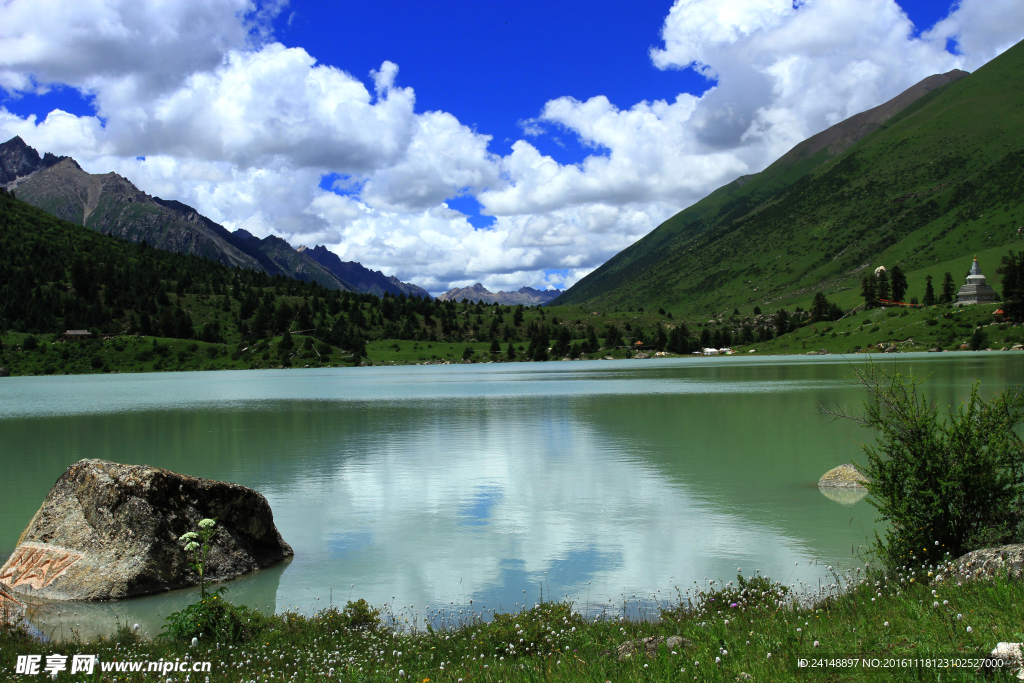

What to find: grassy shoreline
left=3, top=560, right=1021, bottom=682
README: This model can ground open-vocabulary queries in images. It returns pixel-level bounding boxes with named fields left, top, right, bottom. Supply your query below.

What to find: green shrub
left=90, top=355, right=103, bottom=369
left=826, top=364, right=1024, bottom=571
left=135, top=349, right=154, bottom=362
left=969, top=327, right=987, bottom=350
left=159, top=591, right=267, bottom=644
left=340, top=598, right=381, bottom=630
left=22, top=335, right=38, bottom=351
left=206, top=346, right=220, bottom=360
left=869, top=325, right=880, bottom=333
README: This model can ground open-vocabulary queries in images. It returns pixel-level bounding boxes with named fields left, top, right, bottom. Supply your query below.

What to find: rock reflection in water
left=819, top=487, right=868, bottom=506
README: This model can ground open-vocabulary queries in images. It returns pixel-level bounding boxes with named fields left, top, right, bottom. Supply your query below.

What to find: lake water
left=0, top=353, right=1016, bottom=640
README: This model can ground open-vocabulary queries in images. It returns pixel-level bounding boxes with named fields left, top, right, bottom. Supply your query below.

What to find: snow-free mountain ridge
left=0, top=137, right=428, bottom=298
left=437, top=282, right=563, bottom=306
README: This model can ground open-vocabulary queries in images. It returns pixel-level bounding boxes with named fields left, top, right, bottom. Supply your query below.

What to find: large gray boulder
left=934, top=544, right=1024, bottom=584
left=0, top=459, right=292, bottom=601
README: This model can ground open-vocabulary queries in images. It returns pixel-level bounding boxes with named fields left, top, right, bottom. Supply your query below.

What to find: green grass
left=740, top=302, right=1022, bottom=356
left=3, top=562, right=1021, bottom=682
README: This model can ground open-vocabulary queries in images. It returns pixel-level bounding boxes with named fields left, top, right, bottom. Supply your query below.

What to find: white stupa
left=954, top=256, right=998, bottom=306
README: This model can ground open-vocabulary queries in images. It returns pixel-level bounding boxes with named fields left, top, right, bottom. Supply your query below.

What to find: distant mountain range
left=549, top=49, right=1022, bottom=316
left=437, top=282, right=563, bottom=306
left=0, top=136, right=428, bottom=298
left=297, top=245, right=430, bottom=299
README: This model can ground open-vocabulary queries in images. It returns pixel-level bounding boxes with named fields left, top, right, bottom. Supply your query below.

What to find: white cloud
left=926, top=0, right=1024, bottom=69
left=0, top=0, right=267, bottom=97
left=1, top=0, right=1023, bottom=295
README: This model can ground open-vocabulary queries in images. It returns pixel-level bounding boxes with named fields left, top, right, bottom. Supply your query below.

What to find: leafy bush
left=22, top=335, right=37, bottom=351
left=90, top=355, right=103, bottom=369
left=159, top=591, right=267, bottom=644
left=825, top=364, right=1024, bottom=570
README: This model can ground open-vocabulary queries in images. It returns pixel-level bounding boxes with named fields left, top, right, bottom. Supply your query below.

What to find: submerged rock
left=817, top=464, right=868, bottom=489
left=0, top=459, right=293, bottom=601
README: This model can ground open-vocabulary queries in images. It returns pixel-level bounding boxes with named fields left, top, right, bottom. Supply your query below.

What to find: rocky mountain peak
left=0, top=136, right=70, bottom=184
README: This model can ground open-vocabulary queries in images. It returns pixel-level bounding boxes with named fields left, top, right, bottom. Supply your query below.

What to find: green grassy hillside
left=552, top=40, right=1024, bottom=318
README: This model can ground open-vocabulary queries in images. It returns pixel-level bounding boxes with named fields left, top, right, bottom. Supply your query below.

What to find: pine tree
left=940, top=271, right=956, bottom=303
left=810, top=292, right=831, bottom=321
left=890, top=265, right=908, bottom=302
left=997, top=251, right=1024, bottom=320
left=923, top=275, right=936, bottom=306
left=876, top=269, right=891, bottom=302
left=773, top=309, right=790, bottom=337
left=655, top=325, right=668, bottom=351
left=506, top=342, right=517, bottom=360
left=861, top=274, right=877, bottom=309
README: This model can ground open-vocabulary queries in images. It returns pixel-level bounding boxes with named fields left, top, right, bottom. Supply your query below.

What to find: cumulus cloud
left=1, top=0, right=1022, bottom=294
left=926, top=0, right=1024, bottom=69
left=0, top=0, right=268, bottom=97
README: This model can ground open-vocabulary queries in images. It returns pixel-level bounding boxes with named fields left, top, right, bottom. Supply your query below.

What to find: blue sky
left=1, top=0, right=1020, bottom=294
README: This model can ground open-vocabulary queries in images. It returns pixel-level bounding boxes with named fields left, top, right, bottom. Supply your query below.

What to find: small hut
left=62, top=330, right=92, bottom=341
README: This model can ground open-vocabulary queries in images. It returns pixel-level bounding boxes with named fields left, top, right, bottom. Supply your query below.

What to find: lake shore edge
left=3, top=554, right=1021, bottom=682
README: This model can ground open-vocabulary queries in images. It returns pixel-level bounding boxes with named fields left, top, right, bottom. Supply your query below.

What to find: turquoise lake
left=0, top=353, right=1016, bottom=639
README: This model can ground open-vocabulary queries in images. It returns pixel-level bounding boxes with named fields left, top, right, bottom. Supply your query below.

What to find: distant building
left=62, top=330, right=92, bottom=341
left=954, top=257, right=998, bottom=306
